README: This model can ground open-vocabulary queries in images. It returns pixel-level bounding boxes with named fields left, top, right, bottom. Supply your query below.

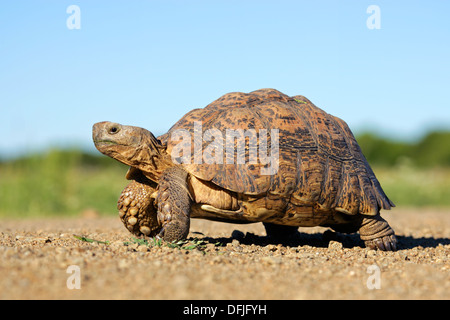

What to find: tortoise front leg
left=156, top=166, right=191, bottom=242
left=118, top=180, right=161, bottom=237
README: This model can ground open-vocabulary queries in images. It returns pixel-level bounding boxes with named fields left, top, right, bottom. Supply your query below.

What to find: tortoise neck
left=133, top=138, right=175, bottom=182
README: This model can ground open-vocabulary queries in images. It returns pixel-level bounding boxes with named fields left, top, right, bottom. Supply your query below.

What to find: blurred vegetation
left=0, top=149, right=128, bottom=218
left=0, top=130, right=449, bottom=218
left=356, top=130, right=450, bottom=209
left=357, top=130, right=450, bottom=168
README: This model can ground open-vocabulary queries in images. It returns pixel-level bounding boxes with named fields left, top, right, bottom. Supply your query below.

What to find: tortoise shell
left=159, top=88, right=394, bottom=216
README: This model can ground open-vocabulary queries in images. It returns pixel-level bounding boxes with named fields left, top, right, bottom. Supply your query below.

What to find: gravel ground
left=0, top=208, right=449, bottom=300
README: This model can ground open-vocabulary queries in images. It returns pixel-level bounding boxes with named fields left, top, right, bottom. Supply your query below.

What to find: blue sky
left=1, top=1, right=449, bottom=157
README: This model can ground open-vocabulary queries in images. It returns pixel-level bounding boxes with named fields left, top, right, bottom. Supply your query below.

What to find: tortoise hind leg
left=156, top=166, right=191, bottom=242
left=359, top=215, right=397, bottom=251
left=263, top=223, right=299, bottom=239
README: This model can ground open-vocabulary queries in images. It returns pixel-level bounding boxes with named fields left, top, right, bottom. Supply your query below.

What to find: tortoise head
left=92, top=121, right=172, bottom=181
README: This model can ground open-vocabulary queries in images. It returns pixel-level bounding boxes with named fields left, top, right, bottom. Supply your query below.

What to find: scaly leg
left=156, top=166, right=191, bottom=242
left=118, top=179, right=161, bottom=237
left=359, top=215, right=397, bottom=251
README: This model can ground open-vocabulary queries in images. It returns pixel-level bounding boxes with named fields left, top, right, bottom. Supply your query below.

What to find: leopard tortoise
left=92, top=88, right=397, bottom=251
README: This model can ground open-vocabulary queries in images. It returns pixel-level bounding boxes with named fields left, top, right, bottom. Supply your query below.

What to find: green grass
left=0, top=148, right=449, bottom=219
left=123, top=237, right=219, bottom=251
left=73, top=235, right=223, bottom=253
left=73, top=234, right=110, bottom=245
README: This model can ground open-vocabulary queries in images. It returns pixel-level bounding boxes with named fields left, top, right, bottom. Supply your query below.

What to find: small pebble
left=328, top=240, right=343, bottom=251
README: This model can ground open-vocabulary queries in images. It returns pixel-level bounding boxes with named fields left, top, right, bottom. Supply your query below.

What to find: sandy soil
left=0, top=208, right=449, bottom=300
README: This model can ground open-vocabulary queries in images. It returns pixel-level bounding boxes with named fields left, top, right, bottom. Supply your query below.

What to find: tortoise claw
left=365, top=234, right=397, bottom=251
left=156, top=226, right=165, bottom=240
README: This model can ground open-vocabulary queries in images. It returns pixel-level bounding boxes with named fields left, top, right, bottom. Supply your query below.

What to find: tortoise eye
left=108, top=125, right=120, bottom=134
